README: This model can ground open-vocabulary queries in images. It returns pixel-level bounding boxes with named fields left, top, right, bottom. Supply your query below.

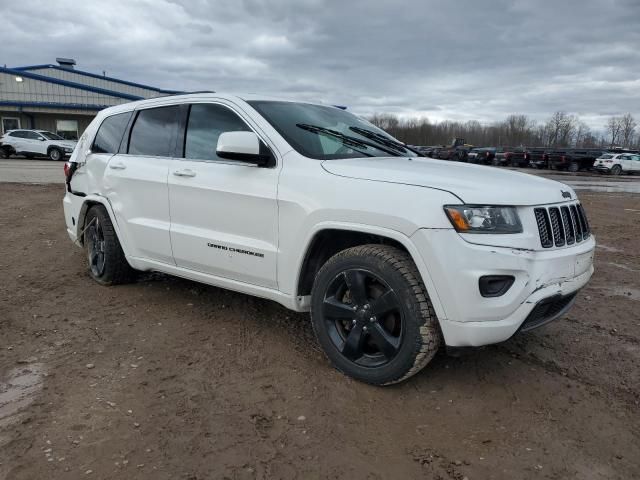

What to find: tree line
left=368, top=111, right=639, bottom=150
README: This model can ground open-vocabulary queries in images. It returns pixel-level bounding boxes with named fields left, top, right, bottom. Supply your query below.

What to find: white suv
left=0, top=129, right=77, bottom=160
left=62, top=93, right=595, bottom=385
left=593, top=153, right=640, bottom=175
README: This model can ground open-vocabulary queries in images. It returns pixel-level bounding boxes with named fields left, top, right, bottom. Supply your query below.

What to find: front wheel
left=310, top=245, right=441, bottom=386
left=610, top=164, right=622, bottom=176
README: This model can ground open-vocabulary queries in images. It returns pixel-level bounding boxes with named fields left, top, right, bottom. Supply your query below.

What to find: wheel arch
left=294, top=224, right=446, bottom=321
left=76, top=196, right=130, bottom=256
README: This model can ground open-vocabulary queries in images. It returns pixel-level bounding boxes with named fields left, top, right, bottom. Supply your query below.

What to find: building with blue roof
left=0, top=58, right=180, bottom=139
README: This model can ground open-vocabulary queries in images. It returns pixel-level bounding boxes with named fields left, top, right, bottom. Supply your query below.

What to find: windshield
left=248, top=101, right=417, bottom=160
left=599, top=154, right=614, bottom=159
left=39, top=131, right=64, bottom=140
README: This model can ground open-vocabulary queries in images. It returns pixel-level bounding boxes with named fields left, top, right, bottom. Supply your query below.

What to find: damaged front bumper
left=410, top=229, right=595, bottom=347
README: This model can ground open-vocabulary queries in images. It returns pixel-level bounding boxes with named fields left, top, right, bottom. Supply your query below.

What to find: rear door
left=103, top=105, right=179, bottom=265
left=619, top=154, right=632, bottom=172
left=630, top=155, right=640, bottom=172
left=167, top=102, right=280, bottom=288
left=22, top=130, right=44, bottom=154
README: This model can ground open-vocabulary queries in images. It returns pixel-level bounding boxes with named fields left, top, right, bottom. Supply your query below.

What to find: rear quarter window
left=92, top=112, right=133, bottom=154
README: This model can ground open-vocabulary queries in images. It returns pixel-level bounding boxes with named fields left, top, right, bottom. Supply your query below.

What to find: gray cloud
left=1, top=0, right=638, bottom=130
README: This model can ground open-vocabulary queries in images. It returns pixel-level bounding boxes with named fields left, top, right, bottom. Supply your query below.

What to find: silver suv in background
left=0, top=129, right=77, bottom=160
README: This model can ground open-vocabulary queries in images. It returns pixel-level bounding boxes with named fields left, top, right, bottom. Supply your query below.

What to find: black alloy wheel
left=86, top=216, right=106, bottom=278
left=322, top=268, right=403, bottom=368
left=311, top=245, right=441, bottom=385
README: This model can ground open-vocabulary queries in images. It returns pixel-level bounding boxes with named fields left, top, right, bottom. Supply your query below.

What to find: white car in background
left=593, top=153, right=640, bottom=175
left=0, top=129, right=77, bottom=161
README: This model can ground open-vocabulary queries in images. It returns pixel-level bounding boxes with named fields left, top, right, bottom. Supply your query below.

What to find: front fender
left=289, top=221, right=448, bottom=322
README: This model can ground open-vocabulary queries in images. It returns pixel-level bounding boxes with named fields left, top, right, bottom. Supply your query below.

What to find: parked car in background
left=549, top=149, right=606, bottom=172
left=526, top=148, right=549, bottom=169
left=593, top=153, right=640, bottom=175
left=0, top=129, right=77, bottom=160
left=492, top=147, right=528, bottom=167
left=435, top=138, right=473, bottom=162
left=467, top=147, right=496, bottom=165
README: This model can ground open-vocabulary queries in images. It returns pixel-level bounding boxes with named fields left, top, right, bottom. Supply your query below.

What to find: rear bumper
left=410, top=229, right=595, bottom=347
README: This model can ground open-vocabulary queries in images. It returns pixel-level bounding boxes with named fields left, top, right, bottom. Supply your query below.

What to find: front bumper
left=411, top=229, right=595, bottom=347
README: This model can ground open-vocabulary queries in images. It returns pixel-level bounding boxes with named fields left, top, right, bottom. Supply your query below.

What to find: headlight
left=443, top=205, right=522, bottom=234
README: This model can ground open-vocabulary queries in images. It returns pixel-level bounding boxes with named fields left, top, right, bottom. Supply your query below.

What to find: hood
left=321, top=157, right=576, bottom=206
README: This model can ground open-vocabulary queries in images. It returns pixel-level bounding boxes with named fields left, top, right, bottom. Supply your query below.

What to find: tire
left=48, top=148, right=63, bottom=161
left=84, top=205, right=136, bottom=285
left=568, top=161, right=579, bottom=173
left=492, top=157, right=500, bottom=166
left=610, top=165, right=622, bottom=176
left=310, top=244, right=441, bottom=386
left=0, top=146, right=12, bottom=158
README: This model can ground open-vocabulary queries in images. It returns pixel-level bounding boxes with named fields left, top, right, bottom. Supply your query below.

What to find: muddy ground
left=0, top=183, right=639, bottom=480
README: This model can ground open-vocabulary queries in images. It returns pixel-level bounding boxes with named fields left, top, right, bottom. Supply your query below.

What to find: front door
left=103, top=105, right=178, bottom=265
left=168, top=102, right=279, bottom=289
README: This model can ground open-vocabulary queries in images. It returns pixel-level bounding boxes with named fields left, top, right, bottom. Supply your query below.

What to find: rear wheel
left=568, top=161, right=579, bottom=172
left=0, top=146, right=12, bottom=158
left=84, top=205, right=136, bottom=285
left=311, top=245, right=441, bottom=386
left=611, top=164, right=622, bottom=176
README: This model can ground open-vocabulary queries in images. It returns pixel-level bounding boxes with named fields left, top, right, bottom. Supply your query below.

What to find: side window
left=184, top=104, right=251, bottom=161
left=24, top=131, right=41, bottom=140
left=9, top=131, right=24, bottom=138
left=128, top=106, right=179, bottom=157
left=92, top=112, right=132, bottom=154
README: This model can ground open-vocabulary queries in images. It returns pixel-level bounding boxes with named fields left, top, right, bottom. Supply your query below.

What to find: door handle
left=173, top=169, right=196, bottom=178
left=109, top=162, right=127, bottom=170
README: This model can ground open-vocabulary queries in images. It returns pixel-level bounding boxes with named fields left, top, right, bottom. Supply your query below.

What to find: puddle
left=0, top=363, right=46, bottom=431
left=563, top=180, right=640, bottom=194
left=606, top=262, right=639, bottom=273
left=597, top=244, right=623, bottom=253
left=602, top=286, right=640, bottom=301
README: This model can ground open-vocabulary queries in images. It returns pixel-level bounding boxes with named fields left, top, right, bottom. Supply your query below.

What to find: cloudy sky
left=2, top=0, right=639, bottom=129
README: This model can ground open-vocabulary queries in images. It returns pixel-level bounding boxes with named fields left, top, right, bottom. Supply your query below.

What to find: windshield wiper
left=348, top=126, right=424, bottom=156
left=296, top=123, right=401, bottom=157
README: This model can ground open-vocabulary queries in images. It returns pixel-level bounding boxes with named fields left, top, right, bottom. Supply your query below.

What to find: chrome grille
left=535, top=203, right=590, bottom=248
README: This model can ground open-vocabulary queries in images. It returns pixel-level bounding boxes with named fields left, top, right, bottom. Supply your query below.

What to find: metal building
left=0, top=58, right=180, bottom=139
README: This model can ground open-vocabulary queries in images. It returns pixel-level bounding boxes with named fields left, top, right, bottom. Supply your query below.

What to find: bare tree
left=619, top=113, right=637, bottom=147
left=606, top=116, right=623, bottom=147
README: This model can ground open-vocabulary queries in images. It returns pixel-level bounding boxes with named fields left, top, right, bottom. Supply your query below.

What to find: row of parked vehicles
left=417, top=139, right=640, bottom=175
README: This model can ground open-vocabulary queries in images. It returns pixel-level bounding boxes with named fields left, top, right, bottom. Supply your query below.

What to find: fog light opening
left=479, top=275, right=515, bottom=298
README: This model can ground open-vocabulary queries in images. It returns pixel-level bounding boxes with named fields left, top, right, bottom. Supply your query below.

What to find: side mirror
left=216, top=131, right=274, bottom=167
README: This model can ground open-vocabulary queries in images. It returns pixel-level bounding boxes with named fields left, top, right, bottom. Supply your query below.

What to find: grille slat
left=548, top=207, right=565, bottom=247
left=570, top=205, right=583, bottom=242
left=577, top=204, right=590, bottom=238
left=534, top=208, right=553, bottom=248
left=535, top=202, right=590, bottom=248
left=560, top=206, right=575, bottom=245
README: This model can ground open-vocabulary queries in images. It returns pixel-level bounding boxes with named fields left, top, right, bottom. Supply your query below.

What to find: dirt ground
left=0, top=183, right=638, bottom=480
